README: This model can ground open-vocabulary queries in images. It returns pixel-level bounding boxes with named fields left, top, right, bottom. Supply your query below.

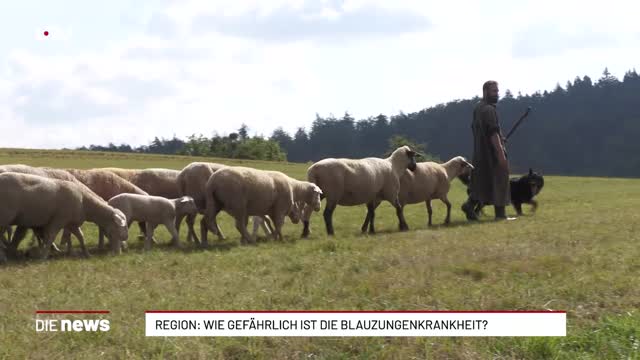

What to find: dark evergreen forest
left=82, top=68, right=640, bottom=177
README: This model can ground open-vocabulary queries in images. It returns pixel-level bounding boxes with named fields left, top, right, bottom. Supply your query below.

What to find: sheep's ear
left=464, top=160, right=475, bottom=169
left=114, top=212, right=127, bottom=227
left=180, top=196, right=190, bottom=203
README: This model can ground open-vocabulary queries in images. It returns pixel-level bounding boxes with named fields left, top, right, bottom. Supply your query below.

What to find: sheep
left=65, top=168, right=150, bottom=249
left=302, top=145, right=418, bottom=237
left=360, top=156, right=474, bottom=231
left=0, top=172, right=128, bottom=259
left=107, top=194, right=198, bottom=250
left=204, top=166, right=322, bottom=246
left=100, top=168, right=181, bottom=199
left=0, top=164, right=95, bottom=254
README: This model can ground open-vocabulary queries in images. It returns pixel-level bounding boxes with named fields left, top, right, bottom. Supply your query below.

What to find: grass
left=1, top=148, right=639, bottom=359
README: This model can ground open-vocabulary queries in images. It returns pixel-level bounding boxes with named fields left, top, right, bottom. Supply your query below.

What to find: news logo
left=35, top=310, right=111, bottom=333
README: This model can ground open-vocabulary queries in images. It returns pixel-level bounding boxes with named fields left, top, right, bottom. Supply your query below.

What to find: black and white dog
left=458, top=168, right=544, bottom=216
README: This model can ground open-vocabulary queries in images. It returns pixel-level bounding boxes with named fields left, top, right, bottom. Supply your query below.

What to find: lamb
left=360, top=156, right=474, bottom=231
left=0, top=172, right=128, bottom=259
left=204, top=166, right=323, bottom=245
left=302, top=145, right=418, bottom=237
left=65, top=168, right=150, bottom=249
left=107, top=194, right=198, bottom=250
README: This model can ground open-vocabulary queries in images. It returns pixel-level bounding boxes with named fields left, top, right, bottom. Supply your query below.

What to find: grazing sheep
left=302, top=146, right=418, bottom=237
left=177, top=162, right=228, bottom=244
left=0, top=164, right=95, bottom=253
left=361, top=156, right=474, bottom=231
left=0, top=172, right=128, bottom=259
left=204, top=167, right=322, bottom=245
left=107, top=194, right=197, bottom=250
left=65, top=168, right=150, bottom=249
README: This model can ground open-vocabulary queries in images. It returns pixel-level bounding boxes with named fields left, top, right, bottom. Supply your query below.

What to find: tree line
left=80, top=67, right=640, bottom=177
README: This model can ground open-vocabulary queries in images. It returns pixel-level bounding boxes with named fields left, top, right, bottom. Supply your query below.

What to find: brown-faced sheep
left=204, top=167, right=322, bottom=246
left=302, top=145, right=418, bottom=237
left=361, top=156, right=474, bottom=231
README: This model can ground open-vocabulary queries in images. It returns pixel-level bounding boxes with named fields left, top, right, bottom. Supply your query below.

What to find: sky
left=1, top=0, right=639, bottom=149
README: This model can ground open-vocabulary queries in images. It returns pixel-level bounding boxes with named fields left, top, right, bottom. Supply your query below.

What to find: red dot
left=44, top=31, right=49, bottom=36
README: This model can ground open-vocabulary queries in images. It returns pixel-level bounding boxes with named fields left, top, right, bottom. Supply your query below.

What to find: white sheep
left=65, top=168, right=151, bottom=249
left=0, top=172, right=129, bottom=259
left=177, top=162, right=228, bottom=244
left=107, top=194, right=198, bottom=250
left=361, top=156, right=474, bottom=230
left=204, top=167, right=322, bottom=245
left=0, top=164, right=97, bottom=254
left=302, top=145, right=418, bottom=237
left=101, top=168, right=182, bottom=199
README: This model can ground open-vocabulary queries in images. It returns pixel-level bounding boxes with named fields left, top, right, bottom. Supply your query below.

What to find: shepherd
left=461, top=80, right=516, bottom=221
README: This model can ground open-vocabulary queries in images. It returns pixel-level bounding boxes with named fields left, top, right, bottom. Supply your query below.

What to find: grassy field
left=0, top=148, right=639, bottom=359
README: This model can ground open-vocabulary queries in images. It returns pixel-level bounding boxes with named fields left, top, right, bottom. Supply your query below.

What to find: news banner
left=34, top=310, right=565, bottom=336
left=143, top=311, right=566, bottom=337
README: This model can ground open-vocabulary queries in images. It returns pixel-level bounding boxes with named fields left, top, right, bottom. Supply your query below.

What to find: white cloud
left=1, top=0, right=639, bottom=149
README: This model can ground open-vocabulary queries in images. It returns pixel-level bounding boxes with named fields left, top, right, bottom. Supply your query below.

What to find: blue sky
left=1, top=0, right=639, bottom=148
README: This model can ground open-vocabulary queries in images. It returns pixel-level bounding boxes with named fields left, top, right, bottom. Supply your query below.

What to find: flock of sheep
left=0, top=146, right=474, bottom=263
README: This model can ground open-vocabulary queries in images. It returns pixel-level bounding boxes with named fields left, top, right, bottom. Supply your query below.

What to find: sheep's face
left=457, top=156, right=474, bottom=175
left=105, top=209, right=128, bottom=253
left=309, top=185, right=323, bottom=212
left=406, top=148, right=418, bottom=172
left=178, top=196, right=198, bottom=216
left=288, top=202, right=302, bottom=224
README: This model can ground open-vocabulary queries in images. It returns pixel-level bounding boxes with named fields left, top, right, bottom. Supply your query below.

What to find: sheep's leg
left=7, top=226, right=29, bottom=256
left=40, top=226, right=62, bottom=260
left=165, top=219, right=181, bottom=248
left=442, top=197, right=451, bottom=225
left=251, top=217, right=262, bottom=242
left=361, top=204, right=372, bottom=234
left=264, top=216, right=274, bottom=234
left=174, top=213, right=186, bottom=241
left=61, top=228, right=73, bottom=255
left=144, top=222, right=156, bottom=251
left=394, top=200, right=409, bottom=231
left=323, top=201, right=337, bottom=236
left=271, top=215, right=285, bottom=242
left=235, top=215, right=251, bottom=245
left=426, top=200, right=433, bottom=226
left=530, top=200, right=538, bottom=213
left=186, top=214, right=199, bottom=244
left=2, top=227, right=13, bottom=247
left=98, top=227, right=105, bottom=250
left=368, top=202, right=381, bottom=234
left=0, top=228, right=8, bottom=248
left=138, top=221, right=158, bottom=244
left=69, top=227, right=90, bottom=258
left=0, top=246, right=6, bottom=264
